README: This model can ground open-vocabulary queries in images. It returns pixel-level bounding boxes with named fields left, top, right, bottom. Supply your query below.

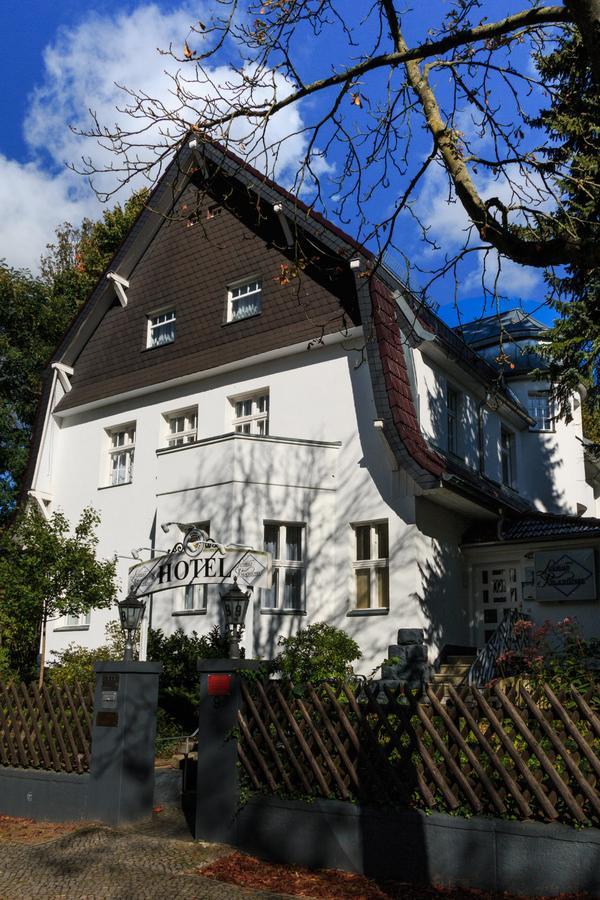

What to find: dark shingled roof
left=463, top=513, right=600, bottom=545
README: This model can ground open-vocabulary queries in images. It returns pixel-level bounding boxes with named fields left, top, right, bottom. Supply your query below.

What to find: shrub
left=46, top=620, right=128, bottom=688
left=274, top=622, right=361, bottom=686
left=497, top=617, right=600, bottom=695
left=147, top=625, right=229, bottom=731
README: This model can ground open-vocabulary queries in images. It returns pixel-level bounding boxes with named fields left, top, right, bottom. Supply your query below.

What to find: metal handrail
left=468, top=608, right=531, bottom=688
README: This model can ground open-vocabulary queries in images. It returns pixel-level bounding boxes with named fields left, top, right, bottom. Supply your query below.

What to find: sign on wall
left=127, top=527, right=271, bottom=598
left=534, top=548, right=597, bottom=602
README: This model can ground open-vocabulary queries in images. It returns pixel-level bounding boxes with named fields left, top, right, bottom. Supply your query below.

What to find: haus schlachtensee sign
left=127, top=527, right=272, bottom=598
left=534, top=548, right=597, bottom=602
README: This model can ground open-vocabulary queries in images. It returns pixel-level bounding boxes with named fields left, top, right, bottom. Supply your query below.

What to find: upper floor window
left=500, top=427, right=515, bottom=488
left=263, top=522, right=305, bottom=611
left=352, top=522, right=389, bottom=610
left=227, top=279, right=262, bottom=323
left=164, top=408, right=197, bottom=447
left=107, top=423, right=135, bottom=485
left=66, top=612, right=91, bottom=628
left=528, top=392, right=554, bottom=431
left=147, top=310, right=176, bottom=348
left=231, top=391, right=269, bottom=435
left=207, top=203, right=222, bottom=220
left=446, top=385, right=460, bottom=456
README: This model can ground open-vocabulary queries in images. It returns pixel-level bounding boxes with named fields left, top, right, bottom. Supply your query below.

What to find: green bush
left=46, top=620, right=128, bottom=687
left=147, top=625, right=229, bottom=731
left=274, top=622, right=361, bottom=686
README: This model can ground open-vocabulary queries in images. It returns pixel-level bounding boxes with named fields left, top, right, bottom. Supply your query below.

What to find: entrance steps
left=430, top=654, right=476, bottom=694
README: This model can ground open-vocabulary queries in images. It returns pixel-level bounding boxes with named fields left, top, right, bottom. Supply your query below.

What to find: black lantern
left=118, top=594, right=146, bottom=661
left=220, top=578, right=251, bottom=658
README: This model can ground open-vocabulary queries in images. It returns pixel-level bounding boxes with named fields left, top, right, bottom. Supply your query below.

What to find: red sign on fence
left=207, top=674, right=232, bottom=696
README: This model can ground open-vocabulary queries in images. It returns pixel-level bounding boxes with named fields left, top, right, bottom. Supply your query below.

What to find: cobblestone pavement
left=0, top=809, right=293, bottom=900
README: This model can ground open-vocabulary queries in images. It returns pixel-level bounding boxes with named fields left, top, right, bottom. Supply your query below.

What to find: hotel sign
left=127, top=528, right=271, bottom=598
left=534, top=548, right=597, bottom=602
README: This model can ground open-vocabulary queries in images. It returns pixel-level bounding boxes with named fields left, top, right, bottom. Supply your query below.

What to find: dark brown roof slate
left=369, top=276, right=445, bottom=481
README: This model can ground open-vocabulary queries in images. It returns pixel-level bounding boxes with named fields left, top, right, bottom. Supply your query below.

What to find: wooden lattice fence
left=238, top=680, right=600, bottom=827
left=0, top=681, right=94, bottom=774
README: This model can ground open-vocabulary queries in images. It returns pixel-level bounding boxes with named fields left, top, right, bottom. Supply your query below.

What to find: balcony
left=156, top=432, right=340, bottom=497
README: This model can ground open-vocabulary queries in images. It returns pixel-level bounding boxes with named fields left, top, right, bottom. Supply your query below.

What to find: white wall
left=42, top=338, right=461, bottom=674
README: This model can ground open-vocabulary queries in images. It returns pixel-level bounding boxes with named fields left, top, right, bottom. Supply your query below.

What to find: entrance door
left=473, top=564, right=522, bottom=647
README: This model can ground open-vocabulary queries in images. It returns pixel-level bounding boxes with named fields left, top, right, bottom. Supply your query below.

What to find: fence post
left=195, top=659, right=260, bottom=843
left=89, top=660, right=162, bottom=826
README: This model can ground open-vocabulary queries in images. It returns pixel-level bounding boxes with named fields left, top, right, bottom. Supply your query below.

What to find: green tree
left=0, top=505, right=116, bottom=685
left=0, top=190, right=147, bottom=522
left=532, top=31, right=600, bottom=418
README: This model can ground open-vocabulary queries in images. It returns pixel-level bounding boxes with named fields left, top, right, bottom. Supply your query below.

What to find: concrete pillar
left=89, top=661, right=162, bottom=826
left=195, top=659, right=260, bottom=843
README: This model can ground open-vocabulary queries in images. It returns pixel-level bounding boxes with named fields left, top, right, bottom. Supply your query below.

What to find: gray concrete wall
left=235, top=796, right=600, bottom=897
left=0, top=768, right=90, bottom=822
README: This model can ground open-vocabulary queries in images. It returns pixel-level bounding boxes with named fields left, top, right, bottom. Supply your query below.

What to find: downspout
left=477, top=393, right=490, bottom=475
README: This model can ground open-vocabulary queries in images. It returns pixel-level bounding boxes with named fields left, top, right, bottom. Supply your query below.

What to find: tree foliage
left=0, top=505, right=116, bottom=683
left=76, top=2, right=598, bottom=287
left=530, top=31, right=599, bottom=416
left=0, top=190, right=147, bottom=522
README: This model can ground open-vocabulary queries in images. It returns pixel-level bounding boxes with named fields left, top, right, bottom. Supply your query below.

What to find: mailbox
left=207, top=674, right=232, bottom=696
left=96, top=673, right=120, bottom=727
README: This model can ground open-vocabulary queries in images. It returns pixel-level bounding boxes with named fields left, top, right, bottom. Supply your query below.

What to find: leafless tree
left=74, top=0, right=599, bottom=303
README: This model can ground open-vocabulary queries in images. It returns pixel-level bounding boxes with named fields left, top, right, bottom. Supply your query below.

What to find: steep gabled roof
left=27, top=139, right=530, bottom=512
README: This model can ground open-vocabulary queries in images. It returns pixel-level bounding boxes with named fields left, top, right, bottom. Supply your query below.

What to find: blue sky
left=1, top=1, right=554, bottom=328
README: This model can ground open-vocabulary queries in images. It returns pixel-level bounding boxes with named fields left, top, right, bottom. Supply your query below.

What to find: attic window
left=207, top=204, right=222, bottom=220
left=226, top=279, right=262, bottom=323
left=147, top=310, right=176, bottom=348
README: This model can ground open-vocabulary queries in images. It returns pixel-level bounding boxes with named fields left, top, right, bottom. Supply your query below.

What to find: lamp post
left=220, top=578, right=251, bottom=659
left=118, top=594, right=147, bottom=661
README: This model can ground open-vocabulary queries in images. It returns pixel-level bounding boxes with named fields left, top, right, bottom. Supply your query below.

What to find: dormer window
left=147, top=310, right=176, bottom=348
left=226, top=279, right=262, bottom=323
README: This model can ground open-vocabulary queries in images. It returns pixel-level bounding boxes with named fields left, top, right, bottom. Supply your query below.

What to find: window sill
left=172, top=609, right=207, bottom=617
left=346, top=608, right=389, bottom=617
left=260, top=608, right=307, bottom=616
left=142, top=340, right=176, bottom=352
left=98, top=481, right=133, bottom=490
left=53, top=625, right=90, bottom=632
left=222, top=312, right=262, bottom=327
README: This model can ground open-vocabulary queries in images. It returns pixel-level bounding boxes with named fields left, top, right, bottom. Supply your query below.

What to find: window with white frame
left=352, top=522, right=389, bottom=610
left=164, top=408, right=198, bottom=447
left=107, top=424, right=135, bottom=485
left=147, top=310, right=176, bottom=348
left=446, top=385, right=460, bottom=456
left=528, top=391, right=554, bottom=431
left=231, top=391, right=269, bottom=435
left=181, top=522, right=210, bottom=611
left=500, top=427, right=516, bottom=488
left=226, top=279, right=262, bottom=323
left=66, top=612, right=91, bottom=628
left=263, top=523, right=305, bottom=611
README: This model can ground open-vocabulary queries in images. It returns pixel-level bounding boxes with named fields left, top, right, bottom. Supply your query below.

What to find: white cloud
left=0, top=154, right=97, bottom=272
left=4, top=3, right=328, bottom=272
left=411, top=157, right=548, bottom=302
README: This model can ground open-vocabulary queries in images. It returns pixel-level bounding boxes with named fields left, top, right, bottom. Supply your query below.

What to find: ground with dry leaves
left=199, top=851, right=596, bottom=900
left=0, top=814, right=595, bottom=900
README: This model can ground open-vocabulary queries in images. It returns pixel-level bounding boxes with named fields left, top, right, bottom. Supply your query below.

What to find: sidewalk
left=0, top=809, right=291, bottom=900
